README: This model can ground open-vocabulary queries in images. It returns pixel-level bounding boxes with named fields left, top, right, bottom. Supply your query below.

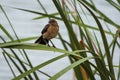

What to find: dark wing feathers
left=35, top=24, right=50, bottom=44
left=35, top=35, right=43, bottom=43
left=41, top=24, right=49, bottom=34
left=35, top=35, right=49, bottom=44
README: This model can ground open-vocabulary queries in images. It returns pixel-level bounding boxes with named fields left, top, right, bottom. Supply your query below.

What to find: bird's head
left=49, top=19, right=58, bottom=26
left=49, top=19, right=57, bottom=23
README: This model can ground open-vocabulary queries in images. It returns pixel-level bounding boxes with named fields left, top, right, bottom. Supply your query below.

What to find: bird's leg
left=46, top=40, right=50, bottom=47
left=43, top=39, right=50, bottom=47
left=50, top=40, right=56, bottom=48
left=47, top=43, right=50, bottom=47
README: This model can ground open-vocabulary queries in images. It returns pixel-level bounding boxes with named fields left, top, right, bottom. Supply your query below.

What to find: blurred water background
left=0, top=0, right=120, bottom=80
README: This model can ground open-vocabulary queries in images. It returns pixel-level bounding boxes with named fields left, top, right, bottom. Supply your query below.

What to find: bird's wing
left=41, top=24, right=50, bottom=34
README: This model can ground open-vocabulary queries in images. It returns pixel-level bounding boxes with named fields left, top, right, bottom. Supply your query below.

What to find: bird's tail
left=35, top=35, right=48, bottom=45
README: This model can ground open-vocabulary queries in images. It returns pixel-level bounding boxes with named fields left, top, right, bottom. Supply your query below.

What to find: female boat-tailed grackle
left=35, top=19, right=59, bottom=46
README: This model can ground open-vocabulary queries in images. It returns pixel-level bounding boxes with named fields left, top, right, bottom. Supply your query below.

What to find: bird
left=35, top=19, right=59, bottom=46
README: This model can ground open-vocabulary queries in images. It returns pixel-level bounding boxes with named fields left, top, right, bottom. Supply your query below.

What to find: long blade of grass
left=0, top=4, right=19, bottom=40
left=79, top=1, right=115, bottom=79
left=2, top=51, right=16, bottom=77
left=117, top=55, right=120, bottom=80
left=58, top=33, right=70, bottom=50
left=8, top=36, right=37, bottom=43
left=22, top=49, right=39, bottom=79
left=52, top=0, right=81, bottom=50
left=106, top=0, right=120, bottom=11
left=37, top=0, right=47, bottom=14
left=117, top=0, right=120, bottom=4
left=38, top=70, right=51, bottom=78
left=0, top=36, right=33, bottom=79
left=0, top=24, right=14, bottom=41
left=0, top=42, right=88, bottom=58
left=12, top=53, right=69, bottom=80
left=93, top=32, right=104, bottom=60
left=0, top=4, right=37, bottom=79
left=13, top=7, right=60, bottom=20
left=12, top=7, right=115, bottom=36
left=75, top=4, right=110, bottom=78
left=2, top=51, right=28, bottom=65
left=81, top=0, right=120, bottom=28
left=33, top=12, right=59, bottom=20
left=2, top=50, right=28, bottom=80
left=2, top=50, right=51, bottom=78
left=49, top=57, right=92, bottom=80
left=10, top=49, right=33, bottom=79
left=81, top=24, right=110, bottom=79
